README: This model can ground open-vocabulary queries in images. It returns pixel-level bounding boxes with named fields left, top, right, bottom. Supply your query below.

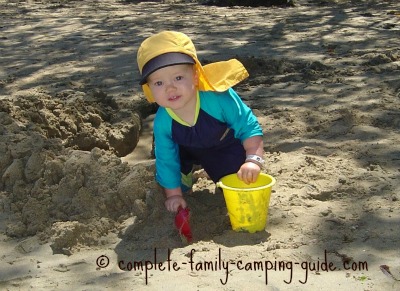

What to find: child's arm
left=243, top=135, right=264, bottom=157
left=152, top=110, right=187, bottom=212
left=164, top=187, right=187, bottom=212
left=210, top=88, right=264, bottom=184
left=237, top=135, right=264, bottom=184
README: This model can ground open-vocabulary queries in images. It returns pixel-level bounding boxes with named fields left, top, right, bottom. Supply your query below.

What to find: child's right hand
left=165, top=195, right=187, bottom=212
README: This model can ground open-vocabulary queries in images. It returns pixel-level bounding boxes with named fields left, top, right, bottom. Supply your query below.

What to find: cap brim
left=139, top=52, right=195, bottom=85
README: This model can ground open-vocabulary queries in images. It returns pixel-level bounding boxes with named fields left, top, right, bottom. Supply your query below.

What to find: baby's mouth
left=168, top=95, right=180, bottom=101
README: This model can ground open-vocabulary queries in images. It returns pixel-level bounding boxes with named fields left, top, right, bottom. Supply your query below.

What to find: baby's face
left=147, top=64, right=198, bottom=110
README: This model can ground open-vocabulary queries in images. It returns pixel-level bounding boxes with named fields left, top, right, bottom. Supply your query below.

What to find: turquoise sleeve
left=201, top=88, right=263, bottom=141
left=153, top=108, right=182, bottom=189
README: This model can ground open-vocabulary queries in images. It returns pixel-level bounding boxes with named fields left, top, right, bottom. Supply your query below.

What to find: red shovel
left=175, top=207, right=193, bottom=243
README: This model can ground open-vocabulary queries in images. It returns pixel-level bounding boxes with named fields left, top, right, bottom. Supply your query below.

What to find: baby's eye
left=154, top=81, right=163, bottom=86
left=175, top=76, right=183, bottom=81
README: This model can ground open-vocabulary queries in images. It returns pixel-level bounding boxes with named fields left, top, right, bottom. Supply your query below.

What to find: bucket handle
left=216, top=178, right=276, bottom=192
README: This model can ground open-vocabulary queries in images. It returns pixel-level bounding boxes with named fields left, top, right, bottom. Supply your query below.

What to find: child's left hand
left=237, top=162, right=261, bottom=184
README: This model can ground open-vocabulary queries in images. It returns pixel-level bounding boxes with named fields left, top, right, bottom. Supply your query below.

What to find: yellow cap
left=137, top=31, right=249, bottom=103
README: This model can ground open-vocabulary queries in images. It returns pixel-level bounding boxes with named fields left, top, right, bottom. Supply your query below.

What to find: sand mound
left=0, top=89, right=157, bottom=244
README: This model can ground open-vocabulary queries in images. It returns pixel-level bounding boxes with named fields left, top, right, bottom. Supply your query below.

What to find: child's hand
left=237, top=162, right=261, bottom=184
left=165, top=195, right=187, bottom=212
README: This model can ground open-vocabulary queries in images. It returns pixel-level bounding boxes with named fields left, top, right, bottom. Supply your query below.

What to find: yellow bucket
left=217, top=173, right=276, bottom=233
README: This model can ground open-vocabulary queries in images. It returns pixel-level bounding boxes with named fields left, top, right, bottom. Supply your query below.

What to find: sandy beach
left=0, top=0, right=399, bottom=290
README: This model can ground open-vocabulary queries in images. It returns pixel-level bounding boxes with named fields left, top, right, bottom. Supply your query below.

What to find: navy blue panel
left=172, top=109, right=246, bottom=182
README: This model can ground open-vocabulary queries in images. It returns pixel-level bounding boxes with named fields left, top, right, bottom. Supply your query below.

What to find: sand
left=0, top=0, right=399, bottom=290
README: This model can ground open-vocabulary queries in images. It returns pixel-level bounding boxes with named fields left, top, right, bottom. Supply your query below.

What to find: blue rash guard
left=153, top=87, right=263, bottom=190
